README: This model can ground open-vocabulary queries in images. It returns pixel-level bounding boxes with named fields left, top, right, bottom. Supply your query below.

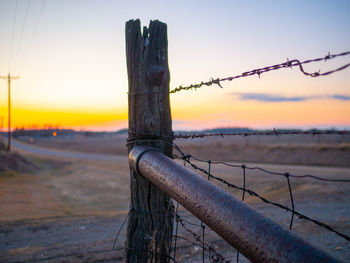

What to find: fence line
left=125, top=24, right=349, bottom=260
left=174, top=129, right=350, bottom=139
left=127, top=144, right=345, bottom=262
left=128, top=128, right=350, bottom=141
left=125, top=134, right=350, bottom=262
left=180, top=154, right=350, bottom=242
left=169, top=51, right=350, bottom=94
left=186, top=155, right=350, bottom=183
left=126, top=137, right=350, bottom=244
left=127, top=136, right=350, bottom=183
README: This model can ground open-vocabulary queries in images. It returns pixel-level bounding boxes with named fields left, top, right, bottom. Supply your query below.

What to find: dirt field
left=22, top=133, right=350, bottom=166
left=0, top=134, right=349, bottom=262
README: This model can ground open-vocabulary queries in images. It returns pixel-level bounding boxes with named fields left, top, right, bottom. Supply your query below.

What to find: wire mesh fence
left=122, top=136, right=350, bottom=262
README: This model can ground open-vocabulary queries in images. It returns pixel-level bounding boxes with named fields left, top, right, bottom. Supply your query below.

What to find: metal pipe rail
left=129, top=146, right=341, bottom=263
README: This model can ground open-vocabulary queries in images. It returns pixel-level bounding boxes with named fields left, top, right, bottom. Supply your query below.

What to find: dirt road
left=11, top=139, right=127, bottom=162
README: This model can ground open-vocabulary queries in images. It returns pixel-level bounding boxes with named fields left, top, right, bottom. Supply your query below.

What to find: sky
left=0, top=0, right=349, bottom=131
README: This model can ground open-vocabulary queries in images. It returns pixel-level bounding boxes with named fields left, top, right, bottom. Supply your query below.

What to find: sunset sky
left=0, top=0, right=349, bottom=131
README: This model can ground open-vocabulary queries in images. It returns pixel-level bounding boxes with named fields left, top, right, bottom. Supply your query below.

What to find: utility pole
left=0, top=73, right=19, bottom=151
left=0, top=116, right=3, bottom=144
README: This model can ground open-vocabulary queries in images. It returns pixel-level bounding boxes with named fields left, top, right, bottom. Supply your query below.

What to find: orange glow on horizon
left=0, top=96, right=347, bottom=131
left=0, top=104, right=128, bottom=131
left=171, top=98, right=350, bottom=129
left=1, top=1, right=349, bottom=132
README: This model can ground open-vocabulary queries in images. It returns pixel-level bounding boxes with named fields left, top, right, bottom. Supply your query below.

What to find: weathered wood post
left=126, top=19, right=174, bottom=262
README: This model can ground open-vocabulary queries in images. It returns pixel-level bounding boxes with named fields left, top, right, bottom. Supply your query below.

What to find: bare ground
left=21, top=133, right=350, bottom=167
left=0, top=135, right=349, bottom=262
left=0, top=151, right=38, bottom=173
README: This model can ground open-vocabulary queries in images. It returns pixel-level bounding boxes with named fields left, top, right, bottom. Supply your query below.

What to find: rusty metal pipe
left=129, top=146, right=341, bottom=263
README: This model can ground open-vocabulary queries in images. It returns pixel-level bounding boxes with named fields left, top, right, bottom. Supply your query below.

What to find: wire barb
left=169, top=51, right=350, bottom=93
left=174, top=129, right=350, bottom=139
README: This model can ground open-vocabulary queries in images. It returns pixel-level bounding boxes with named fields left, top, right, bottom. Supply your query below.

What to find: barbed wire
left=174, top=129, right=350, bottom=139
left=125, top=51, right=350, bottom=262
left=127, top=136, right=350, bottom=184
left=128, top=129, right=350, bottom=141
left=169, top=51, right=350, bottom=93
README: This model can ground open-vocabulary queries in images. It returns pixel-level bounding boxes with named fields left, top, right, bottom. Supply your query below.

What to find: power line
left=8, top=0, right=18, bottom=72
left=18, top=0, right=47, bottom=75
left=12, top=0, right=32, bottom=73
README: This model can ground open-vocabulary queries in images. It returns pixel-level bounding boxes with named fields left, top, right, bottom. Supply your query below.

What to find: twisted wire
left=170, top=51, right=350, bottom=93
left=174, top=129, right=350, bottom=139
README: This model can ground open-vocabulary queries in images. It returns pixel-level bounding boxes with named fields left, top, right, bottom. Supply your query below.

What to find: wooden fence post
left=126, top=19, right=174, bottom=262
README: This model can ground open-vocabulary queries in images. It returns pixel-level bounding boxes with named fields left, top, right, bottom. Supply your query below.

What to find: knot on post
left=183, top=154, right=192, bottom=163
left=147, top=65, right=166, bottom=85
